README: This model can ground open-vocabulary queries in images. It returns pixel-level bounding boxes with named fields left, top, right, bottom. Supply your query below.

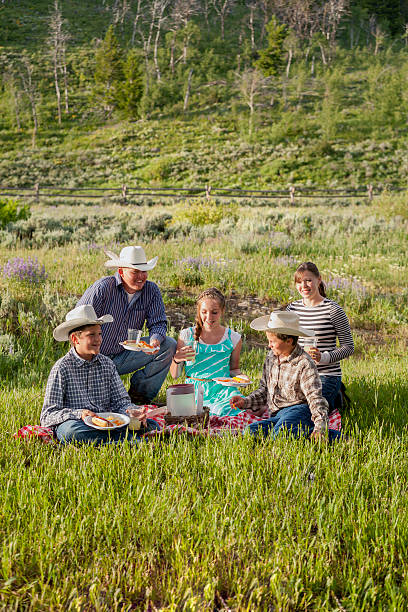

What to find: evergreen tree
left=93, top=25, right=124, bottom=115
left=256, top=17, right=288, bottom=78
left=118, top=49, right=144, bottom=119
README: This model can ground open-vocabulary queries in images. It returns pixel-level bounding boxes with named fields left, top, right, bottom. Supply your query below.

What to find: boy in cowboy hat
left=230, top=311, right=336, bottom=441
left=40, top=305, right=159, bottom=444
left=76, top=245, right=176, bottom=405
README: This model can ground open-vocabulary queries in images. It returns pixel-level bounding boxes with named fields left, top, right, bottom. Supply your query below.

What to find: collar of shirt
left=273, top=343, right=303, bottom=365
left=69, top=347, right=101, bottom=367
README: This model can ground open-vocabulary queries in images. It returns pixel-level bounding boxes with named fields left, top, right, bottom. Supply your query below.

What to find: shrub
left=0, top=198, right=30, bottom=228
left=172, top=199, right=238, bottom=227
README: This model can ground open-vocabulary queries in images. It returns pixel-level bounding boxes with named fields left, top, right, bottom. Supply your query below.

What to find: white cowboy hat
left=104, top=246, right=158, bottom=271
left=250, top=311, right=313, bottom=337
left=53, top=304, right=114, bottom=342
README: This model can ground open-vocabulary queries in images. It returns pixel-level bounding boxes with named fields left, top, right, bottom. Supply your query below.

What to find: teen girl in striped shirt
left=287, top=262, right=354, bottom=412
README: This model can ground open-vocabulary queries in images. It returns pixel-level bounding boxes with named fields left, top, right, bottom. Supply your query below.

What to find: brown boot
left=128, top=386, right=150, bottom=406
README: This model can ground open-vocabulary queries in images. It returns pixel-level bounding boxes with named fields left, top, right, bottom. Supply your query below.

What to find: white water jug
left=166, top=384, right=196, bottom=416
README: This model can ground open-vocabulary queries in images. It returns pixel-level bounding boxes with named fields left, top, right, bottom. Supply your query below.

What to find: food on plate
left=91, top=416, right=114, bottom=428
left=232, top=375, right=250, bottom=383
left=216, top=378, right=231, bottom=383
left=106, top=415, right=125, bottom=427
left=123, top=340, right=157, bottom=350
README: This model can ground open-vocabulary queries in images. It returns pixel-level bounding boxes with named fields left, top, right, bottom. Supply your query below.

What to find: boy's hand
left=230, top=395, right=246, bottom=410
left=310, top=430, right=327, bottom=442
left=127, top=406, right=147, bottom=426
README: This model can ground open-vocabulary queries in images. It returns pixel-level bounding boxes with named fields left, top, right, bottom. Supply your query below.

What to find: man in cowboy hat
left=76, top=245, right=176, bottom=405
left=230, top=311, right=334, bottom=441
left=40, top=305, right=159, bottom=444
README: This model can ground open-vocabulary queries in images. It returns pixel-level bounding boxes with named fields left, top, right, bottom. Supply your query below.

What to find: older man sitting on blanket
left=40, top=305, right=160, bottom=445
left=230, top=311, right=341, bottom=441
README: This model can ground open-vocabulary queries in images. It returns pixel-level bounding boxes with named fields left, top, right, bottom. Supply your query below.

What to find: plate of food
left=120, top=340, right=159, bottom=354
left=84, top=412, right=130, bottom=430
left=213, top=375, right=252, bottom=388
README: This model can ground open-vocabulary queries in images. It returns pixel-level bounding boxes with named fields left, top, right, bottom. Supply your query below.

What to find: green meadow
left=0, top=199, right=407, bottom=610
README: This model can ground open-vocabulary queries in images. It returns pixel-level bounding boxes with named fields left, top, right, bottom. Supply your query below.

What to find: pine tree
left=256, top=17, right=288, bottom=78
left=118, top=49, right=144, bottom=119
left=93, top=25, right=124, bottom=115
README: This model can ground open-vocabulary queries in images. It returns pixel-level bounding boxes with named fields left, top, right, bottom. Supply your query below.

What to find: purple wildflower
left=325, top=274, right=367, bottom=297
left=1, top=257, right=48, bottom=284
left=274, top=256, right=298, bottom=267
left=175, top=256, right=232, bottom=271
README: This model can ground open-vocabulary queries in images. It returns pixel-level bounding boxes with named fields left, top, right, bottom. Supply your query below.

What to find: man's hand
left=127, top=406, right=147, bottom=426
left=81, top=409, right=96, bottom=421
left=229, top=395, right=246, bottom=410
left=150, top=338, right=160, bottom=349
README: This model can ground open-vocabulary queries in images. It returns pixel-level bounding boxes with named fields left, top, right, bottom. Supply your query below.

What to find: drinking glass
left=128, top=329, right=142, bottom=344
left=303, top=336, right=317, bottom=355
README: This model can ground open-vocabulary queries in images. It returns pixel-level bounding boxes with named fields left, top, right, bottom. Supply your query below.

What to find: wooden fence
left=0, top=183, right=404, bottom=204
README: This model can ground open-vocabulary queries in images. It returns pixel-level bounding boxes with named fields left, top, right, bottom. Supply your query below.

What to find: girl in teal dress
left=170, top=288, right=248, bottom=417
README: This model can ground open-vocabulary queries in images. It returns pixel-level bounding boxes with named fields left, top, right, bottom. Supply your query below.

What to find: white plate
left=84, top=412, right=130, bottom=431
left=213, top=377, right=252, bottom=388
left=119, top=342, right=159, bottom=354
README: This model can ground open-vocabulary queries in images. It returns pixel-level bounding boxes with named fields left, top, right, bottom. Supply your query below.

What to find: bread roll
left=92, top=416, right=112, bottom=428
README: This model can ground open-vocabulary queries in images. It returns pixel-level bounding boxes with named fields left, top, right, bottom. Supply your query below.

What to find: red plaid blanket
left=147, top=408, right=342, bottom=437
left=13, top=409, right=341, bottom=443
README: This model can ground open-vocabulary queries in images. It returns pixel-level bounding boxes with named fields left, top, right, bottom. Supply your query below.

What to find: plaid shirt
left=244, top=344, right=328, bottom=433
left=40, top=348, right=132, bottom=429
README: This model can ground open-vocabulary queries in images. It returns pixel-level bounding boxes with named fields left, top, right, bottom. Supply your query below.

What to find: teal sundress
left=184, top=327, right=244, bottom=417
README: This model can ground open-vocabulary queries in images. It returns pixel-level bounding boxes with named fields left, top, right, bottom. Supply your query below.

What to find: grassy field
left=0, top=199, right=407, bottom=609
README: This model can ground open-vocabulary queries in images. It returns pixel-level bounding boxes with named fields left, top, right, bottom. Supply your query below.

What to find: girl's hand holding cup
left=174, top=344, right=196, bottom=363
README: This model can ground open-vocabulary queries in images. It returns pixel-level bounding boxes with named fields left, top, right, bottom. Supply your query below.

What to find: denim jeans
left=320, top=375, right=342, bottom=412
left=245, top=403, right=341, bottom=442
left=56, top=418, right=161, bottom=446
left=110, top=336, right=177, bottom=401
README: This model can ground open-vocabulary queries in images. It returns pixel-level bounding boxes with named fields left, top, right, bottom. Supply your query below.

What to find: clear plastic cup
left=303, top=337, right=317, bottom=355
left=128, top=329, right=142, bottom=344
left=187, top=340, right=197, bottom=364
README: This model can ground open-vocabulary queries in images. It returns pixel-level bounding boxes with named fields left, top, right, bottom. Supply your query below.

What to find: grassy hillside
left=1, top=1, right=408, bottom=192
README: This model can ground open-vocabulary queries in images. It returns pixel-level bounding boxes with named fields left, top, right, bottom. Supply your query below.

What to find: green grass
left=0, top=200, right=407, bottom=608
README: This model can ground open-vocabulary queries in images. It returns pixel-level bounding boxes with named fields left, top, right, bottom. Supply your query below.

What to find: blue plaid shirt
left=40, top=348, right=132, bottom=428
left=76, top=272, right=167, bottom=356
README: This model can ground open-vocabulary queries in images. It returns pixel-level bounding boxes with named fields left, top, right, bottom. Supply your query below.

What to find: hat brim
left=53, top=314, right=113, bottom=342
left=104, top=256, right=158, bottom=271
left=250, top=315, right=313, bottom=337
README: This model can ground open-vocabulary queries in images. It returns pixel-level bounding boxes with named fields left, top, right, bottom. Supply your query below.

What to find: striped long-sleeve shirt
left=76, top=273, right=167, bottom=356
left=287, top=298, right=354, bottom=376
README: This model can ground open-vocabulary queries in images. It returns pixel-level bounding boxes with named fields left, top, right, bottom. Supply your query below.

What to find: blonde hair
left=194, top=288, right=226, bottom=341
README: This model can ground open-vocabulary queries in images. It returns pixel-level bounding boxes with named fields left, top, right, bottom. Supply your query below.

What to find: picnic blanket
left=13, top=409, right=341, bottom=443
left=146, top=407, right=342, bottom=437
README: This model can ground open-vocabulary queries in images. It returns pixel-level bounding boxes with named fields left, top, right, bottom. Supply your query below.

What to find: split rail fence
left=0, top=183, right=405, bottom=204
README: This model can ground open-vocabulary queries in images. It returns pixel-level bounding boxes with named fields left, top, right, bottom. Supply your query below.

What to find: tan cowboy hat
left=250, top=311, right=313, bottom=337
left=104, top=246, right=158, bottom=271
left=53, top=304, right=114, bottom=342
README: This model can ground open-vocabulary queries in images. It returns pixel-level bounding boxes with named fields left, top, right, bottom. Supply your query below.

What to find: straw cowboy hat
left=104, top=246, right=158, bottom=271
left=53, top=305, right=114, bottom=342
left=250, top=311, right=313, bottom=337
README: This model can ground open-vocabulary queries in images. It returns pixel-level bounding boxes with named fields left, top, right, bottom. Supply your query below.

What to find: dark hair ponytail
left=294, top=262, right=326, bottom=297
left=194, top=287, right=226, bottom=341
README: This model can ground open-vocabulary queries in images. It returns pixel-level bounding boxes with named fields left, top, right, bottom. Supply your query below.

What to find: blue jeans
left=245, top=403, right=341, bottom=442
left=111, top=336, right=176, bottom=401
left=320, top=375, right=342, bottom=412
left=56, top=418, right=160, bottom=446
